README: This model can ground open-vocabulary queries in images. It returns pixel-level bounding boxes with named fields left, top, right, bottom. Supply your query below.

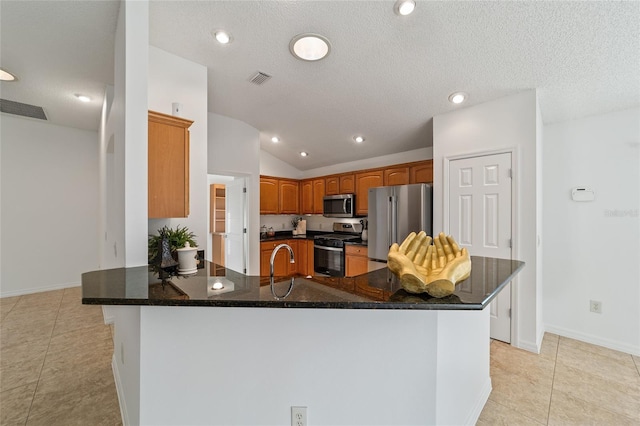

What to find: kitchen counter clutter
left=82, top=256, right=523, bottom=309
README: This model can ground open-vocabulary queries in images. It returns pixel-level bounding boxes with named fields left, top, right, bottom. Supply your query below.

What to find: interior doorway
left=207, top=174, right=248, bottom=275
left=448, top=152, right=513, bottom=343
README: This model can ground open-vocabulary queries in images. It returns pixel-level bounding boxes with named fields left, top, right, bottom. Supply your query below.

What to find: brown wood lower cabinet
left=296, top=239, right=315, bottom=276
left=259, top=239, right=314, bottom=277
left=345, top=245, right=369, bottom=277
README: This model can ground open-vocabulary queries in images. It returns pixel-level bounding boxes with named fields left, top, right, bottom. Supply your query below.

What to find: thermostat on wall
left=571, top=187, right=595, bottom=202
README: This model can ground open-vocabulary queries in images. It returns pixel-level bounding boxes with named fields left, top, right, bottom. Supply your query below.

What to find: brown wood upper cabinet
left=300, top=178, right=325, bottom=214
left=355, top=170, right=383, bottom=216
left=339, top=174, right=355, bottom=193
left=260, top=176, right=299, bottom=214
left=410, top=160, right=433, bottom=184
left=384, top=166, right=410, bottom=186
left=260, top=160, right=432, bottom=215
left=325, top=176, right=339, bottom=195
left=148, top=110, right=193, bottom=218
left=312, top=179, right=325, bottom=214
left=300, top=179, right=314, bottom=214
left=325, top=174, right=355, bottom=196
left=278, top=179, right=299, bottom=214
left=260, top=177, right=279, bottom=214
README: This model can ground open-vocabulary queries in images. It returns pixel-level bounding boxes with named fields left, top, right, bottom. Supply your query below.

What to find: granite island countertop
left=82, top=256, right=524, bottom=310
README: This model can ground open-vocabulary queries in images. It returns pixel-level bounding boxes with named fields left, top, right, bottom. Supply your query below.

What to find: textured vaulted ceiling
left=2, top=1, right=639, bottom=170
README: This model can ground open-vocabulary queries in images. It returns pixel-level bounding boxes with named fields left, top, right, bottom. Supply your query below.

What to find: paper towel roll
left=297, top=220, right=306, bottom=235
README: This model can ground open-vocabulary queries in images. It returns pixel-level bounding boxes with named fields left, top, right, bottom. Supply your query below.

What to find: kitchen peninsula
left=83, top=257, right=524, bottom=425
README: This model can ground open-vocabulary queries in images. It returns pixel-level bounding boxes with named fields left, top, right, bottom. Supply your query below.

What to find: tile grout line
left=23, top=291, right=66, bottom=425
left=555, top=337, right=640, bottom=423
left=545, top=335, right=560, bottom=425
left=0, top=295, right=22, bottom=322
left=633, top=355, right=640, bottom=377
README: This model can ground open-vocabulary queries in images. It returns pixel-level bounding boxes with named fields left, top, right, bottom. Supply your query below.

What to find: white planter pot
left=176, top=242, right=198, bottom=275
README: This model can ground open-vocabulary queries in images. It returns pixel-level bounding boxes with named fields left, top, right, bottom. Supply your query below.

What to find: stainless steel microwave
left=323, top=194, right=355, bottom=218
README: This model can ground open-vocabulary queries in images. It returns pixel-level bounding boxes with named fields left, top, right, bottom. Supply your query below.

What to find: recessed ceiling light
left=448, top=92, right=468, bottom=104
left=289, top=33, right=331, bottom=61
left=213, top=30, right=232, bottom=44
left=300, top=151, right=309, bottom=157
left=75, top=94, right=91, bottom=103
left=0, top=68, right=17, bottom=81
left=353, top=136, right=365, bottom=143
left=394, top=0, right=416, bottom=16
left=271, top=136, right=280, bottom=143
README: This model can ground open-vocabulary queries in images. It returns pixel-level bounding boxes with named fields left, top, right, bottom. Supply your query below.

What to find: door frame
left=442, top=147, right=520, bottom=346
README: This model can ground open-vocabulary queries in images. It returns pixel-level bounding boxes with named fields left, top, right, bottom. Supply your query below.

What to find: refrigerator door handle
left=387, top=196, right=393, bottom=249
left=390, top=195, right=397, bottom=245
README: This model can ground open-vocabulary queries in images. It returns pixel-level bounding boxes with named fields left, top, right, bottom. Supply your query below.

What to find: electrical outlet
left=291, top=406, right=307, bottom=426
left=282, top=223, right=285, bottom=229
left=590, top=300, right=602, bottom=314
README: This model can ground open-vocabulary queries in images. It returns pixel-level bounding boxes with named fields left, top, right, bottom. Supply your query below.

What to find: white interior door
left=224, top=177, right=247, bottom=274
left=449, top=152, right=512, bottom=343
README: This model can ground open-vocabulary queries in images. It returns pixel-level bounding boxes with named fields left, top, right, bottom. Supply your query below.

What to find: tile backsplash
left=260, top=215, right=366, bottom=233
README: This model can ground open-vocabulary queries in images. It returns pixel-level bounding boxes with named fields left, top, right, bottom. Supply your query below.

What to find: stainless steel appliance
left=323, top=193, right=355, bottom=218
left=314, top=223, right=361, bottom=276
left=368, top=183, right=432, bottom=262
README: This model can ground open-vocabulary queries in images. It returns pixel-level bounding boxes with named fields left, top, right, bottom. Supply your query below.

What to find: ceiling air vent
left=0, top=98, right=47, bottom=120
left=249, top=71, right=272, bottom=85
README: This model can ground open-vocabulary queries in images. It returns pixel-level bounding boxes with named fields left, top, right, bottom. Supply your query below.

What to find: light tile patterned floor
left=1, top=288, right=639, bottom=425
left=479, top=333, right=640, bottom=425
left=1, top=288, right=120, bottom=425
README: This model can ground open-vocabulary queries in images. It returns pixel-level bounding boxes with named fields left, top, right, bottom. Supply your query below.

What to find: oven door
left=314, top=245, right=345, bottom=276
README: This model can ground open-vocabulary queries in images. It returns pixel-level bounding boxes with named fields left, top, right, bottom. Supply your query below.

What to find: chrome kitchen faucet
left=269, top=243, right=295, bottom=299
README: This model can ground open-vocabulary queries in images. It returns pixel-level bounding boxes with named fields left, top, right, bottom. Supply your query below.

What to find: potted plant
left=291, top=217, right=301, bottom=235
left=148, top=225, right=197, bottom=270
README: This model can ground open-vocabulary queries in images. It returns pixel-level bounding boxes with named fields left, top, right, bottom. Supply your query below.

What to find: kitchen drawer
left=345, top=245, right=368, bottom=257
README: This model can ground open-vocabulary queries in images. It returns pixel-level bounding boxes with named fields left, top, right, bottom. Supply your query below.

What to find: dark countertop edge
left=477, top=260, right=526, bottom=308
left=82, top=258, right=525, bottom=310
left=81, top=297, right=484, bottom=310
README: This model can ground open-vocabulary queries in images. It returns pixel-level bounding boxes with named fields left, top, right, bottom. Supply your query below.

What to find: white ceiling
left=2, top=1, right=639, bottom=170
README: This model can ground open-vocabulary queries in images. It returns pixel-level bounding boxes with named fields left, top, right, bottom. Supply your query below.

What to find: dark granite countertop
left=82, top=257, right=524, bottom=310
left=259, top=231, right=319, bottom=242
left=259, top=231, right=369, bottom=246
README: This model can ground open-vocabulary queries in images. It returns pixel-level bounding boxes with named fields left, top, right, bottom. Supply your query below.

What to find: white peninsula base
left=109, top=306, right=491, bottom=425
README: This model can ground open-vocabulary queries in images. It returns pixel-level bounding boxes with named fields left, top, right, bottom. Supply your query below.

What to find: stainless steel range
left=314, top=223, right=361, bottom=277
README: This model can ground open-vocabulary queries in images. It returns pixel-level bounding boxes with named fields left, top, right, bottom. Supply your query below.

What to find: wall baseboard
left=514, top=338, right=541, bottom=354
left=545, top=324, right=640, bottom=356
left=0, top=282, right=80, bottom=298
left=102, top=306, right=115, bottom=325
left=465, top=377, right=492, bottom=425
left=111, top=354, right=129, bottom=426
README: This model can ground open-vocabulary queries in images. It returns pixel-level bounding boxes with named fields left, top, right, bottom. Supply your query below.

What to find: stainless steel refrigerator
left=368, top=183, right=433, bottom=262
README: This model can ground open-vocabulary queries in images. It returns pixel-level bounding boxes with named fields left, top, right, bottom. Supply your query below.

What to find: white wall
left=103, top=3, right=148, bottom=424
left=99, top=0, right=149, bottom=270
left=123, top=1, right=149, bottom=268
left=433, top=90, right=542, bottom=352
left=543, top=107, right=640, bottom=355
left=208, top=113, right=261, bottom=275
left=147, top=46, right=208, bottom=256
left=111, top=305, right=141, bottom=426
left=260, top=149, right=303, bottom=179
left=0, top=115, right=99, bottom=297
